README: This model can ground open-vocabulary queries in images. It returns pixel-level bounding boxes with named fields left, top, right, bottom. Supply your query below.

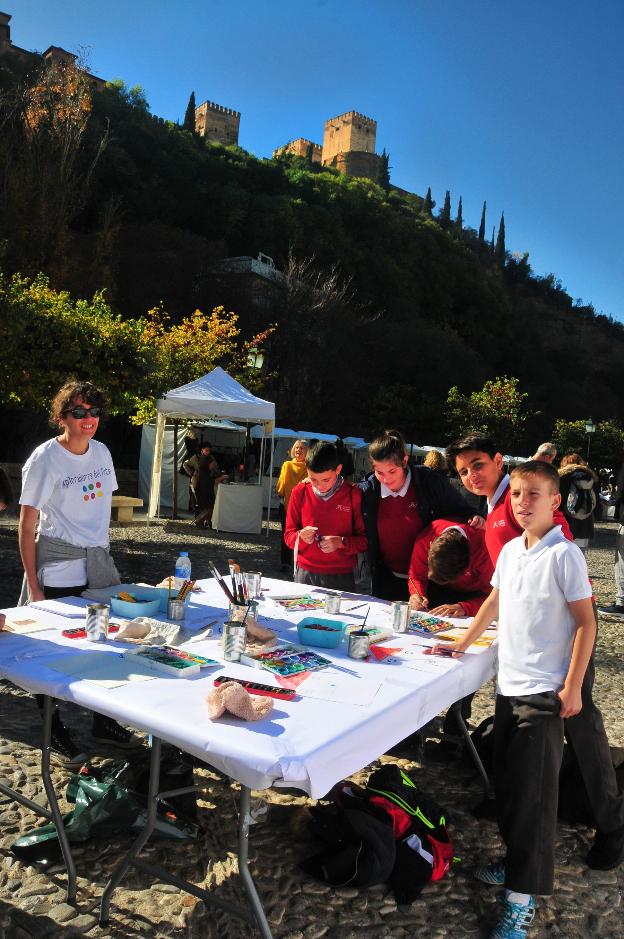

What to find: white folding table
left=0, top=579, right=497, bottom=937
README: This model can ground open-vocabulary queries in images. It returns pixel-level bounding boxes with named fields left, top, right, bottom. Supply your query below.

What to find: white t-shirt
left=491, top=525, right=592, bottom=696
left=20, top=438, right=117, bottom=587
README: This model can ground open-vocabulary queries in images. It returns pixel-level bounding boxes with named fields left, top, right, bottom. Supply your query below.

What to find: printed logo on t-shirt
left=492, top=519, right=506, bottom=529
left=335, top=504, right=351, bottom=512
left=408, top=502, right=417, bottom=509
left=61, top=465, right=112, bottom=503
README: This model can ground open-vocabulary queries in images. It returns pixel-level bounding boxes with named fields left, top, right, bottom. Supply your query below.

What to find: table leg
left=238, top=785, right=274, bottom=939
left=447, top=701, right=493, bottom=798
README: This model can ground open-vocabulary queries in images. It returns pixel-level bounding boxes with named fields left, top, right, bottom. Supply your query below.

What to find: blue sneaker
left=491, top=893, right=535, bottom=938
left=474, top=860, right=506, bottom=885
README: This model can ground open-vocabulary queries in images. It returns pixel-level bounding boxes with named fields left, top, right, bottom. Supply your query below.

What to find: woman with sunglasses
left=18, top=380, right=139, bottom=764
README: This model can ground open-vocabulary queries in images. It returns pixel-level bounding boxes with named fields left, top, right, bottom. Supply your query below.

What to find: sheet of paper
left=377, top=648, right=458, bottom=673
left=28, top=597, right=90, bottom=618
left=296, top=672, right=383, bottom=706
left=5, top=615, right=59, bottom=634
left=45, top=652, right=157, bottom=689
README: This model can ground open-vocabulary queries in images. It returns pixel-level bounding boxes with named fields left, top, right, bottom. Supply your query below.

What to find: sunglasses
left=64, top=406, right=103, bottom=419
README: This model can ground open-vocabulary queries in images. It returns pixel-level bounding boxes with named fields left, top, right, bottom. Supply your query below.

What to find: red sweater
left=486, top=486, right=573, bottom=566
left=284, top=480, right=368, bottom=574
left=408, top=520, right=493, bottom=616
left=376, top=481, right=423, bottom=574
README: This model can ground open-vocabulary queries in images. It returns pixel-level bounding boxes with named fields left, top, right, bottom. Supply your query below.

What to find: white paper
left=4, top=615, right=59, bottom=634
left=45, top=652, right=157, bottom=688
left=28, top=597, right=90, bottom=618
left=296, top=673, right=382, bottom=706
left=378, top=648, right=458, bottom=673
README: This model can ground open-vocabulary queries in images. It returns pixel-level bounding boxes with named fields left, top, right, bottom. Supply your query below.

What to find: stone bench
left=111, top=495, right=143, bottom=524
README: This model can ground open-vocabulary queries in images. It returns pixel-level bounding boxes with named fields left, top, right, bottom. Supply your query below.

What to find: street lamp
left=584, top=418, right=595, bottom=462
left=247, top=348, right=264, bottom=370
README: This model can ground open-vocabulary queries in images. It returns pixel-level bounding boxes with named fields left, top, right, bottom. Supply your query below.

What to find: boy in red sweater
left=446, top=434, right=624, bottom=872
left=408, top=519, right=493, bottom=618
left=284, top=441, right=367, bottom=591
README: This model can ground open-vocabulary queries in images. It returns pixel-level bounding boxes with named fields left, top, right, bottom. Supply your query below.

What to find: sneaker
left=474, top=860, right=506, bottom=885
left=597, top=603, right=624, bottom=621
left=491, top=894, right=535, bottom=939
left=586, top=825, right=624, bottom=870
left=91, top=714, right=142, bottom=749
left=49, top=721, right=89, bottom=769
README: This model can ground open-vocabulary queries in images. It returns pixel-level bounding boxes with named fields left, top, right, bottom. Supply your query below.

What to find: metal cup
left=244, top=571, right=262, bottom=599
left=348, top=631, right=370, bottom=659
left=167, top=598, right=185, bottom=621
left=222, top=621, right=247, bottom=662
left=389, top=601, right=409, bottom=633
left=324, top=593, right=342, bottom=614
left=228, top=601, right=247, bottom=622
left=85, top=603, right=109, bottom=642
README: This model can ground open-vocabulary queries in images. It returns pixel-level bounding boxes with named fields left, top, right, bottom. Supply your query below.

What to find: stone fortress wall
left=195, top=99, right=241, bottom=146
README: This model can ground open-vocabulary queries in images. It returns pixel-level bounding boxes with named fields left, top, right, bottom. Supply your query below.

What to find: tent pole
left=172, top=420, right=179, bottom=520
left=148, top=413, right=166, bottom=525
left=266, top=426, right=274, bottom=537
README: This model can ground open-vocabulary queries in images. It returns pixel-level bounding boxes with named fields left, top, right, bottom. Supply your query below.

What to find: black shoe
left=49, top=719, right=89, bottom=769
left=91, top=714, right=142, bottom=749
left=586, top=825, right=624, bottom=870
left=597, top=604, right=624, bottom=621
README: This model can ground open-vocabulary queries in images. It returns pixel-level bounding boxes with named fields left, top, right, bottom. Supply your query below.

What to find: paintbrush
left=208, top=561, right=238, bottom=604
left=354, top=605, right=370, bottom=636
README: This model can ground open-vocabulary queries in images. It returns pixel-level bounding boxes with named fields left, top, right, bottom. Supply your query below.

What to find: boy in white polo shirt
left=433, top=461, right=595, bottom=938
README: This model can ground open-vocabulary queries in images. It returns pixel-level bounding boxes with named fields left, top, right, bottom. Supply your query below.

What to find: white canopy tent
left=148, top=368, right=275, bottom=532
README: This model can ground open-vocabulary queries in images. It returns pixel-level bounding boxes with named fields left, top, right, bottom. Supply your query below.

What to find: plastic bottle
left=174, top=551, right=192, bottom=591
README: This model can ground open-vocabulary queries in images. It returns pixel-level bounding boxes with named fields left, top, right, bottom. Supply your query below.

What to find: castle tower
left=0, top=11, right=13, bottom=53
left=322, top=110, right=377, bottom=166
left=195, top=99, right=241, bottom=146
left=273, top=138, right=322, bottom=163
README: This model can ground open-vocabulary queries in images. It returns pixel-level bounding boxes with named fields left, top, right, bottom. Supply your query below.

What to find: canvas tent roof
left=156, top=366, right=275, bottom=426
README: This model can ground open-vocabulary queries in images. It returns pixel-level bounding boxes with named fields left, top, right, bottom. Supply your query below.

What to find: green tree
left=495, top=211, right=506, bottom=263
left=552, top=419, right=624, bottom=470
left=478, top=201, right=486, bottom=241
left=439, top=190, right=451, bottom=226
left=182, top=91, right=196, bottom=132
left=456, top=195, right=463, bottom=232
left=445, top=376, right=530, bottom=453
left=422, top=186, right=434, bottom=216
left=377, top=148, right=390, bottom=190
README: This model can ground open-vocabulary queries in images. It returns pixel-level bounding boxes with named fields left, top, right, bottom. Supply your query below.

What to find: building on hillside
left=194, top=99, right=241, bottom=146
left=0, top=11, right=106, bottom=89
left=273, top=138, right=322, bottom=163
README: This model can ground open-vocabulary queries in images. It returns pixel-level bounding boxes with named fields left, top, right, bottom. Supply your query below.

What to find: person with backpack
left=558, top=453, right=599, bottom=554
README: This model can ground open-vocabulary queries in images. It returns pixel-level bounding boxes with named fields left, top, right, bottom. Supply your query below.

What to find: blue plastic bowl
left=110, top=593, right=161, bottom=619
left=297, top=617, right=347, bottom=649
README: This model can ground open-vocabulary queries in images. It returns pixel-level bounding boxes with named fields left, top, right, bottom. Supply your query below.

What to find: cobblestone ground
left=0, top=516, right=622, bottom=938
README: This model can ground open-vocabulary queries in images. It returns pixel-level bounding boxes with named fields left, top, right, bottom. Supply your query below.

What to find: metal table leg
left=0, top=695, right=77, bottom=902
left=447, top=700, right=493, bottom=798
left=99, top=736, right=273, bottom=937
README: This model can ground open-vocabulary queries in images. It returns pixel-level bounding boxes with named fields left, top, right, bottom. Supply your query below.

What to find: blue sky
left=8, top=0, right=624, bottom=321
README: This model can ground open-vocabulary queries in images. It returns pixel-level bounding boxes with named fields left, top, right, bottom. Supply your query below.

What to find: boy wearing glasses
left=18, top=380, right=139, bottom=765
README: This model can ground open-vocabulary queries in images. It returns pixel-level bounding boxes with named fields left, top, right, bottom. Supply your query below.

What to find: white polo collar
left=380, top=467, right=412, bottom=499
left=521, top=524, right=563, bottom=558
left=487, top=473, right=510, bottom=513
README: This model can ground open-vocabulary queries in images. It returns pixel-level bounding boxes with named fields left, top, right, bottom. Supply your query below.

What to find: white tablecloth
left=212, top=483, right=263, bottom=534
left=0, top=579, right=496, bottom=799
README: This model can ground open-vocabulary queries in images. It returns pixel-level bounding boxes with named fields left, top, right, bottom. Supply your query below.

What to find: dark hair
left=510, top=460, right=560, bottom=492
left=560, top=452, right=585, bottom=468
left=446, top=434, right=499, bottom=468
left=368, top=429, right=407, bottom=466
left=50, top=380, right=107, bottom=429
left=0, top=467, right=13, bottom=507
left=306, top=441, right=340, bottom=473
left=428, top=529, right=471, bottom=584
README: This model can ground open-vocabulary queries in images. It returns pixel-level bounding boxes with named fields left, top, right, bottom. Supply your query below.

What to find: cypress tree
left=423, top=187, right=434, bottom=216
left=478, top=201, right=486, bottom=241
left=491, top=226, right=496, bottom=250
left=495, top=211, right=506, bottom=262
left=456, top=195, right=463, bottom=232
left=439, top=190, right=451, bottom=226
left=183, top=91, right=196, bottom=133
left=377, top=148, right=391, bottom=190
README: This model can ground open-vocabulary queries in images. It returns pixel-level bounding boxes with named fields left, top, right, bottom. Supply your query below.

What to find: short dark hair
left=510, top=460, right=560, bottom=492
left=368, top=429, right=407, bottom=466
left=306, top=441, right=340, bottom=473
left=428, top=529, right=471, bottom=584
left=446, top=434, right=499, bottom=468
left=50, top=380, right=107, bottom=429
left=0, top=467, right=13, bottom=507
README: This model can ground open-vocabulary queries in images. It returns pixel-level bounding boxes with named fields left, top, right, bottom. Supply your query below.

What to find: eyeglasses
left=64, top=406, right=103, bottom=419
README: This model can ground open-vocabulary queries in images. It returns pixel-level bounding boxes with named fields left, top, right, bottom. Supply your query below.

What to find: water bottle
left=174, top=551, right=191, bottom=591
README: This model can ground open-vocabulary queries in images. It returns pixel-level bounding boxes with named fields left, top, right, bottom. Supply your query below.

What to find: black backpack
left=566, top=475, right=596, bottom=520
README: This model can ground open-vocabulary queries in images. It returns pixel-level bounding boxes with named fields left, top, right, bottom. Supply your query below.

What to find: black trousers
left=373, top=564, right=409, bottom=602
left=564, top=645, right=624, bottom=832
left=494, top=691, right=563, bottom=896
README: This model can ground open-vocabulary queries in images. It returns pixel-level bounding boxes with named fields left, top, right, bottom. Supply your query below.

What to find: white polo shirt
left=492, top=525, right=592, bottom=696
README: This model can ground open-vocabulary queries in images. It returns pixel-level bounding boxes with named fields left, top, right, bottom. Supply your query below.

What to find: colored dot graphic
left=96, top=482, right=101, bottom=488
left=83, top=495, right=89, bottom=501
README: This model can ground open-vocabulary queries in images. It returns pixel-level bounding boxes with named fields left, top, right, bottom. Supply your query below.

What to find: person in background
left=531, top=441, right=557, bottom=463
left=423, top=450, right=448, bottom=476
left=183, top=442, right=224, bottom=529
left=359, top=430, right=472, bottom=601
left=558, top=453, right=599, bottom=555
left=0, top=467, right=14, bottom=631
left=285, top=441, right=367, bottom=590
left=334, top=438, right=355, bottom=481
left=276, top=440, right=308, bottom=572
left=598, top=453, right=624, bottom=621
left=18, top=380, right=140, bottom=766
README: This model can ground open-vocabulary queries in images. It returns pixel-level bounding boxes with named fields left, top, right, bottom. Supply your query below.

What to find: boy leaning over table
left=430, top=461, right=594, bottom=939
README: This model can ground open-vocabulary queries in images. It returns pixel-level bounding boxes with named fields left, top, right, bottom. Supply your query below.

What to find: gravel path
left=0, top=517, right=622, bottom=938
